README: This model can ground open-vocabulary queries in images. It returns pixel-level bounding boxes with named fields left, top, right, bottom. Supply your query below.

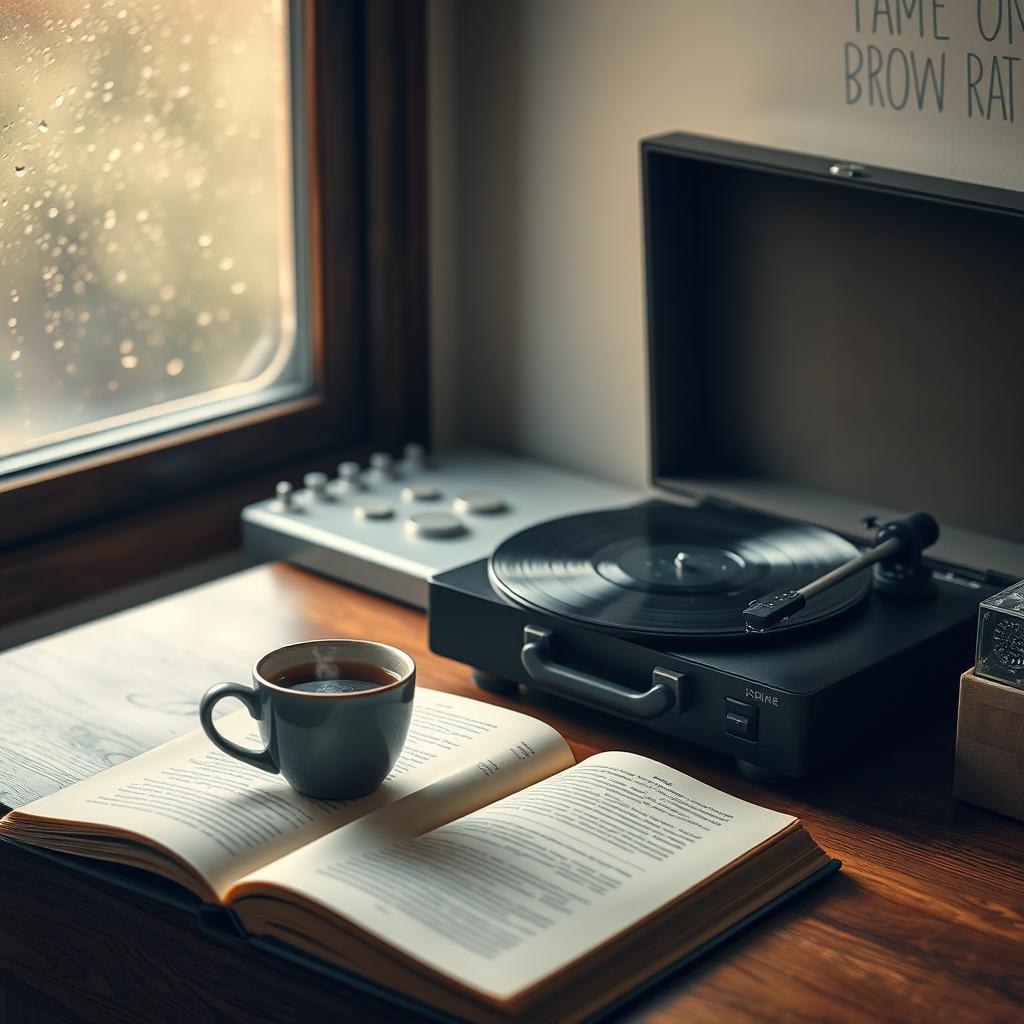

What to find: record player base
left=434, top=556, right=987, bottom=780
left=471, top=672, right=789, bottom=781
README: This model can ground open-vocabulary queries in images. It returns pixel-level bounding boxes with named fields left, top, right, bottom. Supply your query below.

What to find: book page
left=0, top=688, right=572, bottom=900
left=230, top=726, right=577, bottom=898
left=248, top=751, right=796, bottom=1000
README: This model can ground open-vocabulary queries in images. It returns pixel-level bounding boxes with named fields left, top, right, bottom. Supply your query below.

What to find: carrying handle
left=199, top=683, right=277, bottom=774
left=520, top=626, right=683, bottom=720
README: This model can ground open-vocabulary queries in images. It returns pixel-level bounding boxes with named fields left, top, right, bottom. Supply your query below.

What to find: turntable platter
left=487, top=503, right=870, bottom=638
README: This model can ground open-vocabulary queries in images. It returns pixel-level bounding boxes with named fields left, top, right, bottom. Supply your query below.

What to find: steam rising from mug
left=312, top=648, right=351, bottom=692
left=295, top=649, right=399, bottom=694
left=314, top=648, right=334, bottom=680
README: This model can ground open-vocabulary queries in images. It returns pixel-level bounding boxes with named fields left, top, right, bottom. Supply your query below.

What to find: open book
left=0, top=688, right=835, bottom=1023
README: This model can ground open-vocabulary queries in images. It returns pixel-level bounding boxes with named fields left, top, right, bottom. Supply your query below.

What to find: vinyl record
left=488, top=503, right=870, bottom=639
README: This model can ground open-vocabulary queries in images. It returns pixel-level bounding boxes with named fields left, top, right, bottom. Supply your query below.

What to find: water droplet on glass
left=47, top=206, right=58, bottom=218
left=159, top=284, right=176, bottom=301
left=10, top=350, right=21, bottom=361
left=107, top=379, right=120, bottom=391
left=37, top=120, right=48, bottom=133
left=197, top=233, right=212, bottom=247
left=135, top=209, right=149, bottom=222
left=218, top=256, right=234, bottom=271
left=229, top=281, right=245, bottom=294
left=196, top=310, right=212, bottom=326
left=108, top=147, right=121, bottom=161
left=114, top=269, right=127, bottom=284
left=166, top=357, right=184, bottom=376
left=14, top=165, right=26, bottom=177
left=7, top=317, right=17, bottom=328
left=52, top=94, right=64, bottom=108
left=121, top=354, right=139, bottom=369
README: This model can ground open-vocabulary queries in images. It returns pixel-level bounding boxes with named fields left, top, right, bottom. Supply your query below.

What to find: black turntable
left=428, top=132, right=1024, bottom=780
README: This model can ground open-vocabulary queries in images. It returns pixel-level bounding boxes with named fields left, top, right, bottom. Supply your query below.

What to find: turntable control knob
left=405, top=512, right=467, bottom=539
left=452, top=489, right=507, bottom=515
left=366, top=451, right=396, bottom=482
left=303, top=471, right=329, bottom=500
left=354, top=501, right=394, bottom=521
left=402, top=483, right=441, bottom=503
left=274, top=480, right=295, bottom=511
left=335, top=461, right=363, bottom=491
left=402, top=442, right=428, bottom=473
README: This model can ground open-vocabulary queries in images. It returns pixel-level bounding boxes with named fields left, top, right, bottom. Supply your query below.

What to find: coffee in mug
left=199, top=639, right=415, bottom=800
left=269, top=660, right=401, bottom=694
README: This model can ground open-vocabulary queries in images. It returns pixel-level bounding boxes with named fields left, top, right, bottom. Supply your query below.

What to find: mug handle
left=199, top=682, right=278, bottom=774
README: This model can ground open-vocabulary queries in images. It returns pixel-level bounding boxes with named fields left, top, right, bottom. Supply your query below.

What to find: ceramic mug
left=199, top=639, right=415, bottom=799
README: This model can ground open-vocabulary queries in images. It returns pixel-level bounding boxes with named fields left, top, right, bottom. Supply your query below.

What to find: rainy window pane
left=0, top=1, right=306, bottom=470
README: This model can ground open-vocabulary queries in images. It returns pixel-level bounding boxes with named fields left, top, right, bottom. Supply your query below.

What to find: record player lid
left=642, top=132, right=1024, bottom=582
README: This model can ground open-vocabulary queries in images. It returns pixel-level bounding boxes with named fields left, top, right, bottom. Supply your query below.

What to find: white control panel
left=242, top=446, right=640, bottom=607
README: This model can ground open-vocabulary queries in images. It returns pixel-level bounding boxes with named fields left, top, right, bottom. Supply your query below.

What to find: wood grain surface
left=0, top=563, right=1022, bottom=1023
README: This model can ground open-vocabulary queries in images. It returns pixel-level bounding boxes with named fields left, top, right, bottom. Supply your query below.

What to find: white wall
left=429, top=0, right=1024, bottom=485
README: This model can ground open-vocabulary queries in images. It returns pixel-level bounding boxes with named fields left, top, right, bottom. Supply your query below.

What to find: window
left=1, top=0, right=308, bottom=474
left=0, top=0, right=428, bottom=620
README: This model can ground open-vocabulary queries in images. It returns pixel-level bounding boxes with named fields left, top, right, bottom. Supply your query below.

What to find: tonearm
left=743, top=512, right=939, bottom=632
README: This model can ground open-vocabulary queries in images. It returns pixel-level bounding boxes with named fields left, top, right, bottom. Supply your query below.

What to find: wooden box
left=954, top=668, right=1024, bottom=822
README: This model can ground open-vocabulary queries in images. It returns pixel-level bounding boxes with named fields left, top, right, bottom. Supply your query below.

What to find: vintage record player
left=428, top=132, right=1024, bottom=781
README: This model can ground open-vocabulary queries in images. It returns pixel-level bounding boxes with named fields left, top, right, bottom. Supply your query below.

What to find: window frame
left=0, top=0, right=429, bottom=553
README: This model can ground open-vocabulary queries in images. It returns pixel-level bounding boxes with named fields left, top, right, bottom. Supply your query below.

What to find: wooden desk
left=1, top=565, right=1021, bottom=1023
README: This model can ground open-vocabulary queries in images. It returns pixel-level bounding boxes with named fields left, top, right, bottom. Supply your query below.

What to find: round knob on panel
left=404, top=512, right=467, bottom=539
left=402, top=442, right=428, bottom=472
left=303, top=471, right=329, bottom=499
left=353, top=501, right=394, bottom=521
left=336, top=461, right=363, bottom=491
left=368, top=451, right=395, bottom=479
left=452, top=489, right=508, bottom=515
left=274, top=480, right=294, bottom=511
left=401, top=484, right=441, bottom=503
